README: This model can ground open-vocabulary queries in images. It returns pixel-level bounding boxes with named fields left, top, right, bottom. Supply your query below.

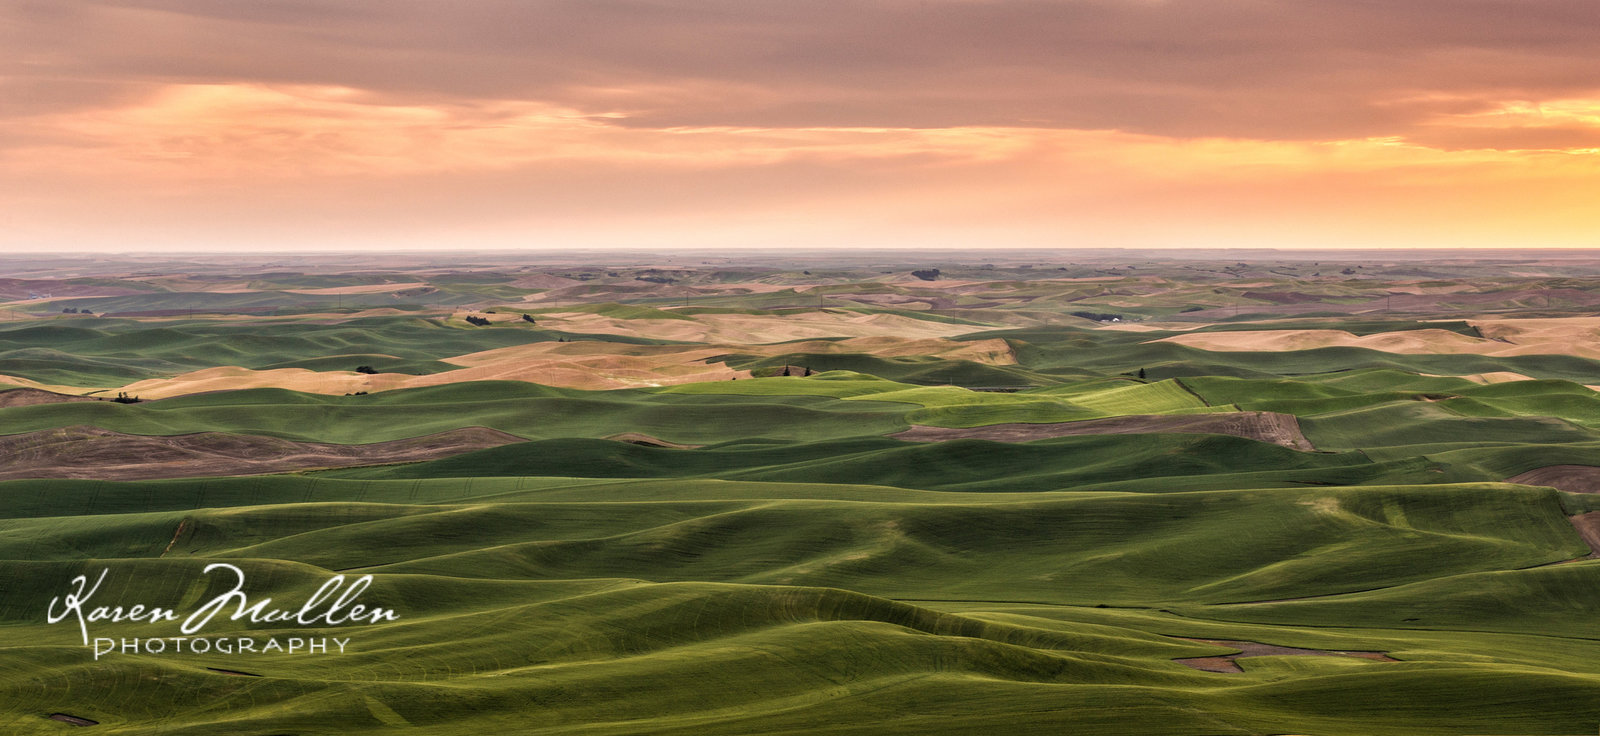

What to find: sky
left=3, top=0, right=1600, bottom=252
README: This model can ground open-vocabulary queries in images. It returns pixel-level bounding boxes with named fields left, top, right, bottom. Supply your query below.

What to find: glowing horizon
left=4, top=1, right=1600, bottom=252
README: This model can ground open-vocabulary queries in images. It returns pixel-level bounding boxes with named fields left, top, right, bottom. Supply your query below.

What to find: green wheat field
left=3, top=251, right=1600, bottom=735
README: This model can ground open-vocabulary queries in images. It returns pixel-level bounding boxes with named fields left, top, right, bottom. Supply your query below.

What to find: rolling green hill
left=7, top=263, right=1600, bottom=734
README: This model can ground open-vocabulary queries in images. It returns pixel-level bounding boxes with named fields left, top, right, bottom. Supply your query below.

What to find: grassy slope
left=1, top=477, right=1597, bottom=735
left=7, top=309, right=1600, bottom=734
left=319, top=434, right=1378, bottom=492
left=0, top=383, right=913, bottom=444
left=0, top=317, right=635, bottom=386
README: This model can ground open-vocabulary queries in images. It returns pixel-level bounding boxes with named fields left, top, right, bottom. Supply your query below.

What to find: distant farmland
left=4, top=252, right=1600, bottom=735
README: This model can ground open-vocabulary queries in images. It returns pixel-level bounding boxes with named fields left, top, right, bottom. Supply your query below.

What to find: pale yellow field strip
left=1153, top=319, right=1600, bottom=359
left=525, top=310, right=983, bottom=343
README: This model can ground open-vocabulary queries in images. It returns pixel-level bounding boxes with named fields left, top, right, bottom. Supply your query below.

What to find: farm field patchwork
left=3, top=252, right=1600, bottom=735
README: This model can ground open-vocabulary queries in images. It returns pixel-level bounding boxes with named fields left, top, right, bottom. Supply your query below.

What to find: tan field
left=1470, top=317, right=1600, bottom=358
left=1155, top=319, right=1600, bottom=360
left=0, top=374, right=106, bottom=395
left=739, top=336, right=1016, bottom=364
left=115, top=344, right=751, bottom=398
left=525, top=310, right=982, bottom=343
left=11, top=330, right=1017, bottom=399
left=1154, top=328, right=1496, bottom=354
left=1445, top=371, right=1539, bottom=384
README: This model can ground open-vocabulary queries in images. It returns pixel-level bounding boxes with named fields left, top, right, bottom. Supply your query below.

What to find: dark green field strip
left=4, top=564, right=1599, bottom=735
left=9, top=369, right=1597, bottom=487
left=930, top=602, right=1600, bottom=674
left=1182, top=370, right=1484, bottom=411
left=1203, top=375, right=1600, bottom=434
left=1403, top=443, right=1600, bottom=480
left=323, top=434, right=1377, bottom=493
left=316, top=422, right=1597, bottom=494
left=1183, top=560, right=1600, bottom=638
left=1302, top=402, right=1600, bottom=451
left=1187, top=319, right=1485, bottom=336
left=0, top=384, right=913, bottom=444
left=2, top=482, right=1584, bottom=608
left=0, top=476, right=1065, bottom=520
left=0, top=317, right=670, bottom=385
left=953, top=327, right=1600, bottom=383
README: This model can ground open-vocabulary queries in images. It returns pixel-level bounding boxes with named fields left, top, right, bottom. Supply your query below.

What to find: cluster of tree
left=343, top=391, right=369, bottom=396
left=464, top=315, right=492, bottom=326
left=61, top=307, right=87, bottom=314
left=910, top=269, right=940, bottom=281
left=110, top=392, right=141, bottom=404
left=1071, top=311, right=1125, bottom=322
left=355, top=365, right=378, bottom=374
left=778, top=366, right=814, bottom=377
left=635, top=275, right=676, bottom=284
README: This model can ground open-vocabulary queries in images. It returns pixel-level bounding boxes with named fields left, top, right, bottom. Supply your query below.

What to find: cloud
left=4, top=0, right=1600, bottom=251
left=5, top=0, right=1600, bottom=142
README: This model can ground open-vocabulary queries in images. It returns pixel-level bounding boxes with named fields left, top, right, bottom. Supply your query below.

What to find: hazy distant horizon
left=9, top=246, right=1600, bottom=281
left=15, top=246, right=1600, bottom=257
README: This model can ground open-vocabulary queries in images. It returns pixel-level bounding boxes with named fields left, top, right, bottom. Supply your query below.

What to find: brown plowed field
left=1507, top=465, right=1600, bottom=494
left=1568, top=513, right=1600, bottom=557
left=0, top=388, right=95, bottom=408
left=1173, top=638, right=1395, bottom=673
left=0, top=426, right=526, bottom=481
left=891, top=411, right=1315, bottom=451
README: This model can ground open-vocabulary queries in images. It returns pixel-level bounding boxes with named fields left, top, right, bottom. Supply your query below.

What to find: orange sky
left=4, top=1, right=1600, bottom=251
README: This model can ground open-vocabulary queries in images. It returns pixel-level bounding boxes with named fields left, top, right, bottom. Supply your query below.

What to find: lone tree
left=1138, top=367, right=1147, bottom=380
